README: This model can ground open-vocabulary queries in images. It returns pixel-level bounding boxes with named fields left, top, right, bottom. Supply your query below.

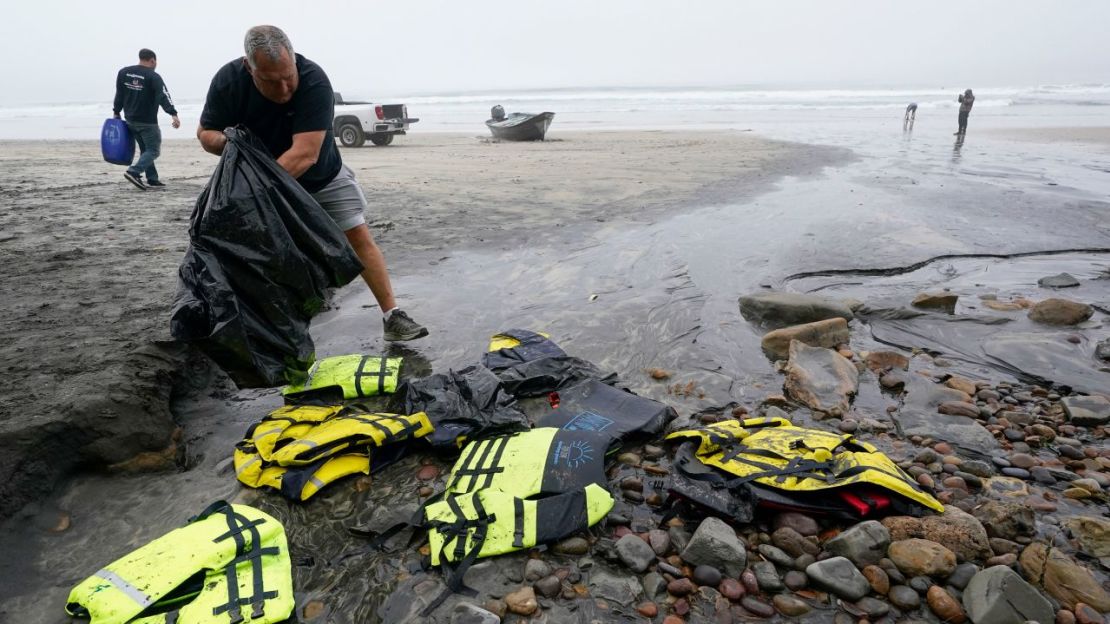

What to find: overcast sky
left=2, top=0, right=1108, bottom=105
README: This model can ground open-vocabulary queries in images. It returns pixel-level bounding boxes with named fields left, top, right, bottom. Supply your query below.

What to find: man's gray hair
left=244, top=25, right=294, bottom=68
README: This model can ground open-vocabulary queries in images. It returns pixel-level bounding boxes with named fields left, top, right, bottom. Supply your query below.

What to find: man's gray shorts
left=311, top=164, right=367, bottom=231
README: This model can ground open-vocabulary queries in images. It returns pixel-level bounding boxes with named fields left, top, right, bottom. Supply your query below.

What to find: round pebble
left=1002, top=467, right=1031, bottom=479
left=741, top=596, right=775, bottom=618
left=1064, top=487, right=1092, bottom=500
left=692, top=565, right=721, bottom=587
left=889, top=585, right=921, bottom=610
left=534, top=575, right=561, bottom=598
left=1075, top=603, right=1105, bottom=624
left=668, top=578, right=696, bottom=596
left=718, top=578, right=745, bottom=601
left=741, top=569, right=760, bottom=595
left=417, top=464, right=440, bottom=480
left=863, top=565, right=890, bottom=595
left=783, top=570, right=808, bottom=591
left=1010, top=453, right=1037, bottom=469
left=927, top=586, right=966, bottom=623
left=636, top=602, right=658, bottom=618
left=773, top=594, right=811, bottom=616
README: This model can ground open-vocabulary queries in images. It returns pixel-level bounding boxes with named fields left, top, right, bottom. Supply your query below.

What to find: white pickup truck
left=332, top=92, right=419, bottom=147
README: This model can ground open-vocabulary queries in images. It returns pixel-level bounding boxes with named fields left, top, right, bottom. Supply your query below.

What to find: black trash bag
left=392, top=364, right=529, bottom=450
left=494, top=356, right=618, bottom=398
left=537, top=379, right=676, bottom=444
left=170, top=127, right=364, bottom=388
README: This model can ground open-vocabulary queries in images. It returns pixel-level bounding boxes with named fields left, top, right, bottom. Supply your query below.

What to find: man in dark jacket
left=196, top=25, right=427, bottom=342
left=956, top=89, right=975, bottom=135
left=113, top=48, right=180, bottom=189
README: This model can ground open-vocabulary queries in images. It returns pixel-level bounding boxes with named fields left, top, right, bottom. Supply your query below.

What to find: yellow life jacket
left=666, top=417, right=943, bottom=513
left=234, top=404, right=432, bottom=501
left=421, top=428, right=614, bottom=612
left=281, top=354, right=402, bottom=403
left=65, top=501, right=294, bottom=624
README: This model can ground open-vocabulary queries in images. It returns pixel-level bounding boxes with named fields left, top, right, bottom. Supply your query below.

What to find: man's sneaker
left=146, top=180, right=166, bottom=188
left=123, top=171, right=146, bottom=190
left=383, top=310, right=428, bottom=342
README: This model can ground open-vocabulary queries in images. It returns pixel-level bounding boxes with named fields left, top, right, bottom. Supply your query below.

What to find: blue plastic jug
left=101, top=118, right=135, bottom=165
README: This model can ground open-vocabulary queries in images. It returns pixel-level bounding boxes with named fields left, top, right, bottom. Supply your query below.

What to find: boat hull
left=485, top=112, right=555, bottom=141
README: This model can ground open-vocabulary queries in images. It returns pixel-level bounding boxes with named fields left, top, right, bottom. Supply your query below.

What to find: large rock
left=971, top=501, right=1035, bottom=542
left=888, top=539, right=957, bottom=578
left=882, top=507, right=992, bottom=562
left=1028, top=298, right=1093, bottom=325
left=1065, top=516, right=1110, bottom=559
left=680, top=517, right=747, bottom=578
left=783, top=341, right=859, bottom=417
left=913, top=292, right=959, bottom=313
left=616, top=534, right=655, bottom=573
left=761, top=318, right=850, bottom=361
left=1062, top=395, right=1110, bottom=427
left=1038, top=273, right=1081, bottom=289
left=962, top=566, right=1053, bottom=624
left=1020, top=543, right=1110, bottom=611
left=739, top=291, right=854, bottom=330
left=824, top=520, right=891, bottom=567
left=588, top=566, right=642, bottom=606
left=805, top=557, right=871, bottom=601
left=1098, top=338, right=1110, bottom=361
left=0, top=341, right=194, bottom=519
left=893, top=375, right=998, bottom=458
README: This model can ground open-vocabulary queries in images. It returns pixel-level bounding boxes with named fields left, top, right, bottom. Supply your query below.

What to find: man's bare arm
left=277, top=130, right=326, bottom=178
left=197, top=126, right=228, bottom=156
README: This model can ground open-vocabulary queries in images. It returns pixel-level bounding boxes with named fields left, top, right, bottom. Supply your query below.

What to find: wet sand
left=984, top=125, right=1110, bottom=148
left=0, top=130, right=839, bottom=514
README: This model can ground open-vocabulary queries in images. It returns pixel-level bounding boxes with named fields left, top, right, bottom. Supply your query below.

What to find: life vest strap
left=449, top=434, right=510, bottom=493
left=512, top=498, right=525, bottom=548
left=353, top=355, right=392, bottom=397
left=208, top=506, right=282, bottom=623
left=422, top=493, right=495, bottom=617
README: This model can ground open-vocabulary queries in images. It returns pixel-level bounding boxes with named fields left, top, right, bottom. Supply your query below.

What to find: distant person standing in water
left=904, top=102, right=918, bottom=123
left=113, top=48, right=180, bottom=190
left=955, top=89, right=975, bottom=135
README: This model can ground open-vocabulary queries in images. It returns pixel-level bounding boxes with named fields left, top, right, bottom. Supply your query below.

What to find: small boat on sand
left=485, top=105, right=555, bottom=141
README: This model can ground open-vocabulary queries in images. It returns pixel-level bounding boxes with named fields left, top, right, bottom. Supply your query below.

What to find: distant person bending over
left=196, top=25, right=428, bottom=342
left=113, top=48, right=180, bottom=190
left=904, top=102, right=918, bottom=123
left=956, top=89, right=975, bottom=135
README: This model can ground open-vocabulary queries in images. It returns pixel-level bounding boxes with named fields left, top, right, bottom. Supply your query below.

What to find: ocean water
left=1, top=83, right=1107, bottom=140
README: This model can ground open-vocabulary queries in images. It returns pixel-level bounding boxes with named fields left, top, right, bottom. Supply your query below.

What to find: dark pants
left=127, top=122, right=162, bottom=183
left=958, top=111, right=970, bottom=133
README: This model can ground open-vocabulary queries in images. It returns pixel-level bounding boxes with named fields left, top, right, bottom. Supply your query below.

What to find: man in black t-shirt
left=113, top=48, right=180, bottom=190
left=197, top=25, right=427, bottom=342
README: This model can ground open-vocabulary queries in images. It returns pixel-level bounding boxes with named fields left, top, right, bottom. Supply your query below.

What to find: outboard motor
left=490, top=105, right=505, bottom=121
